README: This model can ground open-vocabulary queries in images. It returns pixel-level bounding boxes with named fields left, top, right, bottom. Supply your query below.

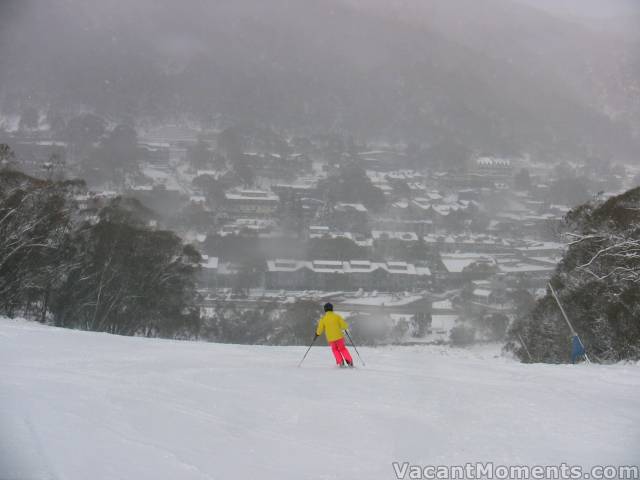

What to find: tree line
left=507, top=187, right=640, bottom=363
left=0, top=148, right=201, bottom=338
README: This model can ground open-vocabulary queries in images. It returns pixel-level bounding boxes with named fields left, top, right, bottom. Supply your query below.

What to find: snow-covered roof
left=440, top=254, right=494, bottom=273
left=273, top=180, right=317, bottom=190
left=473, top=288, right=492, bottom=298
left=349, top=260, right=372, bottom=270
left=431, top=299, right=453, bottom=310
left=497, top=263, right=555, bottom=274
left=514, top=241, right=566, bottom=253
left=266, top=260, right=430, bottom=276
left=358, top=150, right=392, bottom=155
left=335, top=203, right=368, bottom=212
left=201, top=256, right=219, bottom=270
left=412, top=198, right=432, bottom=210
left=476, top=157, right=512, bottom=168
left=93, top=190, right=119, bottom=198
left=139, top=141, right=170, bottom=149
left=225, top=190, right=279, bottom=202
left=407, top=182, right=427, bottom=191
left=425, top=191, right=443, bottom=200
left=196, top=170, right=221, bottom=177
left=372, top=231, right=418, bottom=242
left=423, top=233, right=512, bottom=247
left=432, top=205, right=459, bottom=216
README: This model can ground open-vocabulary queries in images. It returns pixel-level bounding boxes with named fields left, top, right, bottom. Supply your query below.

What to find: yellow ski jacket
left=316, top=311, right=349, bottom=342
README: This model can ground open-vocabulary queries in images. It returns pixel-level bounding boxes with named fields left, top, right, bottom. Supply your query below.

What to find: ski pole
left=298, top=335, right=318, bottom=367
left=345, top=330, right=365, bottom=367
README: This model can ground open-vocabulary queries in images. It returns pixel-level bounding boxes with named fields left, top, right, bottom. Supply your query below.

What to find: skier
left=315, top=303, right=354, bottom=367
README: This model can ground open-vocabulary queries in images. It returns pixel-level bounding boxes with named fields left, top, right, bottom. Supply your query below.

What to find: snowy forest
left=508, top=188, right=640, bottom=362
left=0, top=157, right=201, bottom=337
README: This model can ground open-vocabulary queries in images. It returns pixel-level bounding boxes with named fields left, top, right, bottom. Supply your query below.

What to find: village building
left=138, top=142, right=171, bottom=168
left=223, top=189, right=280, bottom=217
left=265, top=259, right=431, bottom=292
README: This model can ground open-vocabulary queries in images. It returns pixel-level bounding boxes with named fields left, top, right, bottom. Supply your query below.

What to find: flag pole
left=548, top=283, right=591, bottom=364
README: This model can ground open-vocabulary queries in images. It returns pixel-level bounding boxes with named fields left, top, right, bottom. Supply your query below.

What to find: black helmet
left=323, top=302, right=333, bottom=312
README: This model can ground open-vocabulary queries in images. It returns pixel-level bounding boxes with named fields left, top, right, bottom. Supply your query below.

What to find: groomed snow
left=1, top=319, right=639, bottom=480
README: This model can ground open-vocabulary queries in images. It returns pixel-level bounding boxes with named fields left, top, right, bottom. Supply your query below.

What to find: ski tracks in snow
left=1, top=319, right=639, bottom=480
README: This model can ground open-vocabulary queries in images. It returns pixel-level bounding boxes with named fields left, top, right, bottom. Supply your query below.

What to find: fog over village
left=2, top=0, right=639, bottom=351
left=1, top=2, right=640, bottom=479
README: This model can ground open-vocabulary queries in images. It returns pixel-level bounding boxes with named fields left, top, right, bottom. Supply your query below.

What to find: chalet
left=514, top=241, right=566, bottom=257
left=371, top=218, right=434, bottom=236
left=218, top=218, right=275, bottom=236
left=138, top=142, right=170, bottom=167
left=223, top=189, right=279, bottom=217
left=438, top=253, right=498, bottom=281
left=495, top=257, right=556, bottom=287
left=473, top=157, right=513, bottom=177
left=422, top=234, right=515, bottom=254
left=265, top=259, right=431, bottom=292
left=271, top=179, right=320, bottom=200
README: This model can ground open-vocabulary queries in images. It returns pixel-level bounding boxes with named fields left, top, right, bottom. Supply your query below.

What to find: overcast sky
left=514, top=0, right=639, bottom=18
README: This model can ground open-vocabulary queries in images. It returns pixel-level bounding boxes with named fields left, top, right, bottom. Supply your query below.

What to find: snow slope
left=1, top=319, right=638, bottom=480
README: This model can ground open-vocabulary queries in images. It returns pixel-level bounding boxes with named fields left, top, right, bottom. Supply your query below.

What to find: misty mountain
left=344, top=0, right=640, bottom=149
left=1, top=0, right=638, bottom=160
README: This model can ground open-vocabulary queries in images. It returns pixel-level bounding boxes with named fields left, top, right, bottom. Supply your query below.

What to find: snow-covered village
left=1, top=1, right=639, bottom=479
left=3, top=116, right=638, bottom=349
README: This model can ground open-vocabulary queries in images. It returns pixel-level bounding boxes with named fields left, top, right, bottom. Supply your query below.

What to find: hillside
left=1, top=319, right=639, bottom=479
left=0, top=0, right=638, bottom=160
left=508, top=186, right=640, bottom=364
left=343, top=0, right=640, bottom=142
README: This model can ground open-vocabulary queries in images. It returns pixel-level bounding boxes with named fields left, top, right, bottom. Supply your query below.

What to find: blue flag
left=571, top=335, right=585, bottom=364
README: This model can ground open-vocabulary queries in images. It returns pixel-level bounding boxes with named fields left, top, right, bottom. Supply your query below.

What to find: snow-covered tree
left=507, top=187, right=640, bottom=363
